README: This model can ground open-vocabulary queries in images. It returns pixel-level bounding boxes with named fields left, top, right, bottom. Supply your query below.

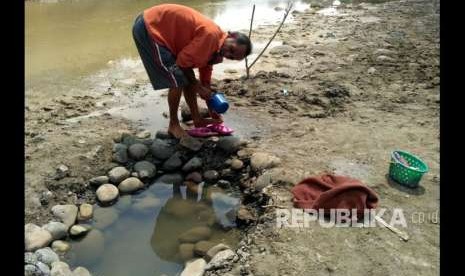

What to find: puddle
left=66, top=180, right=242, bottom=275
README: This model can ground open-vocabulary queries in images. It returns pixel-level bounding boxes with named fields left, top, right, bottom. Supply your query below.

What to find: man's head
left=220, top=31, right=252, bottom=60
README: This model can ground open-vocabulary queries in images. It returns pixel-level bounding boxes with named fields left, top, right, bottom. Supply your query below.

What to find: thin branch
left=248, top=1, right=293, bottom=70
left=245, top=4, right=256, bottom=78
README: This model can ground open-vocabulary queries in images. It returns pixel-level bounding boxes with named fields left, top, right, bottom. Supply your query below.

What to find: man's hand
left=195, top=83, right=212, bottom=101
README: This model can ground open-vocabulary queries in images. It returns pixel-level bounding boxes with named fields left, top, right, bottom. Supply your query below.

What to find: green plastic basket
left=389, top=150, right=428, bottom=188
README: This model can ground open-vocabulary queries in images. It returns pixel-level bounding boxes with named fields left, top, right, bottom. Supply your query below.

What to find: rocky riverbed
left=25, top=0, right=439, bottom=275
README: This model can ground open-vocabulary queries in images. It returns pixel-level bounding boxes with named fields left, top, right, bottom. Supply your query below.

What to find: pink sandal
left=206, top=123, right=234, bottom=135
left=187, top=127, right=218, bottom=137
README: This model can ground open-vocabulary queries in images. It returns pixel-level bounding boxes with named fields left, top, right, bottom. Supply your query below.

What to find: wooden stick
left=375, top=216, right=410, bottom=241
left=245, top=4, right=255, bottom=78
left=248, top=1, right=294, bottom=70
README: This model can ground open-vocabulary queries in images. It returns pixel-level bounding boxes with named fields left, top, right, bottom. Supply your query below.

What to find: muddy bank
left=25, top=0, right=439, bottom=275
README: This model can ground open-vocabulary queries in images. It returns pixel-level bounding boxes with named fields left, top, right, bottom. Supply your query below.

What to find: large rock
left=51, top=205, right=78, bottom=230
left=269, top=45, right=296, bottom=55
left=118, top=177, right=144, bottom=193
left=194, top=241, right=216, bottom=256
left=162, top=152, right=184, bottom=171
left=69, top=225, right=90, bottom=237
left=42, top=221, right=67, bottom=240
left=128, top=143, right=149, bottom=160
left=36, top=261, right=51, bottom=275
left=205, top=249, right=236, bottom=270
left=156, top=173, right=183, bottom=186
left=203, top=170, right=219, bottom=182
left=72, top=267, right=91, bottom=276
left=182, top=157, right=203, bottom=172
left=237, top=205, right=258, bottom=224
left=178, top=226, right=212, bottom=243
left=51, top=240, right=71, bottom=254
left=205, top=243, right=230, bottom=262
left=25, top=264, right=42, bottom=276
left=89, top=176, right=109, bottom=187
left=96, top=184, right=119, bottom=203
left=112, top=143, right=128, bottom=164
left=181, top=258, right=207, bottom=276
left=217, top=136, right=242, bottom=154
left=150, top=139, right=176, bottom=160
left=134, top=161, right=156, bottom=179
left=93, top=208, right=119, bottom=229
left=155, top=130, right=172, bottom=140
left=78, top=204, right=93, bottom=221
left=230, top=159, right=244, bottom=170
left=186, top=171, right=203, bottom=183
left=25, top=252, right=38, bottom=265
left=50, top=261, right=73, bottom=276
left=108, top=167, right=130, bottom=184
left=179, top=243, right=195, bottom=261
left=35, top=247, right=59, bottom=266
left=250, top=152, right=281, bottom=171
left=71, top=229, right=105, bottom=265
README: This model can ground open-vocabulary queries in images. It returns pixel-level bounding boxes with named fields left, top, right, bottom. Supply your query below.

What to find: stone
left=269, top=45, right=295, bottom=55
left=134, top=161, right=156, bottom=179
left=180, top=136, right=203, bottom=151
left=156, top=173, right=184, bottom=186
left=42, top=221, right=67, bottom=240
left=133, top=195, right=161, bottom=211
left=186, top=171, right=203, bottom=183
left=118, top=177, right=144, bottom=193
left=112, top=143, right=128, bottom=164
left=72, top=267, right=91, bottom=276
left=204, top=170, right=219, bottom=182
left=51, top=205, right=78, bottom=230
left=36, top=261, right=51, bottom=275
left=376, top=55, right=395, bottom=62
left=230, top=159, right=244, bottom=170
left=108, top=166, right=130, bottom=184
left=128, top=143, right=149, bottom=160
left=178, top=226, right=212, bottom=243
left=69, top=225, right=90, bottom=237
left=89, top=176, right=109, bottom=187
left=217, top=180, right=231, bottom=189
left=217, top=136, right=242, bottom=153
left=25, top=264, right=42, bottom=276
left=150, top=139, right=176, bottom=160
left=51, top=240, right=71, bottom=254
left=250, top=152, right=281, bottom=171
left=71, top=229, right=105, bottom=265
left=205, top=243, right=230, bottom=262
left=162, top=152, right=184, bottom=171
left=194, top=241, right=216, bottom=256
left=25, top=252, right=38, bottom=265
left=205, top=249, right=236, bottom=270
left=182, top=157, right=203, bottom=172
left=136, top=130, right=151, bottom=139
left=96, top=184, right=119, bottom=203
left=179, top=243, right=195, bottom=261
left=54, top=164, right=69, bottom=180
left=155, top=130, right=172, bottom=139
left=367, top=67, right=376, bottom=74
left=181, top=258, right=207, bottom=276
left=373, top=48, right=397, bottom=56
left=78, top=204, right=93, bottom=221
left=93, top=207, right=119, bottom=229
left=274, top=6, right=284, bottom=11
left=165, top=200, right=197, bottom=218
left=35, top=247, right=59, bottom=266
left=50, top=261, right=72, bottom=276
left=237, top=206, right=257, bottom=224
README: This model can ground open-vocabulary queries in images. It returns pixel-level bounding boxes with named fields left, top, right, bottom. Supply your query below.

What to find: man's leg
left=183, top=85, right=222, bottom=127
left=167, top=87, right=187, bottom=139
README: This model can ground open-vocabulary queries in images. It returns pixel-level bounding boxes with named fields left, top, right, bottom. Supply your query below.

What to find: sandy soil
left=25, top=0, right=439, bottom=275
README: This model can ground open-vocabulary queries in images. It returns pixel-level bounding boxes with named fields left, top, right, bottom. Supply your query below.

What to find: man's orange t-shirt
left=143, top=4, right=227, bottom=86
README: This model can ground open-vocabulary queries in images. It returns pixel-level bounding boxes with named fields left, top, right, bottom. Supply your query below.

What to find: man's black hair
left=230, top=31, right=252, bottom=56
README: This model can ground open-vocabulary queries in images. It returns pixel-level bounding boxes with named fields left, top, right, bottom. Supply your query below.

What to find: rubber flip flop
left=206, top=123, right=234, bottom=135
left=187, top=127, right=218, bottom=137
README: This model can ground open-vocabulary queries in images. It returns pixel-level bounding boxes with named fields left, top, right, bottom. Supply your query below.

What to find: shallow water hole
left=62, top=135, right=262, bottom=276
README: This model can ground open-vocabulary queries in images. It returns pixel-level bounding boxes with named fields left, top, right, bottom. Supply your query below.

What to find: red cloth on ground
left=291, top=174, right=379, bottom=215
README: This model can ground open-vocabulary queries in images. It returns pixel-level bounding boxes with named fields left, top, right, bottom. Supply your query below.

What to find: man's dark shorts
left=132, top=14, right=188, bottom=90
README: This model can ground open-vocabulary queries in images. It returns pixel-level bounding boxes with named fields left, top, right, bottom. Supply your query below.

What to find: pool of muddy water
left=66, top=177, right=242, bottom=276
